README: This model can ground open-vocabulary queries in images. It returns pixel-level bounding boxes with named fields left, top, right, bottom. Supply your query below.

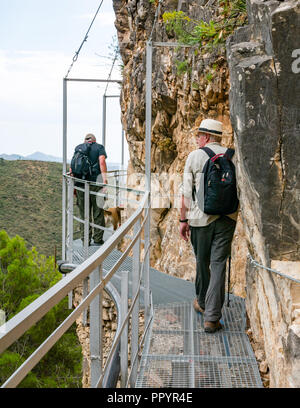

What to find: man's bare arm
left=179, top=194, right=190, bottom=241
left=99, top=155, right=107, bottom=184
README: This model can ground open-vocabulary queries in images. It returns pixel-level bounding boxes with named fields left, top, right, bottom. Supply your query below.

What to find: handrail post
left=62, top=78, right=67, bottom=260
left=115, top=173, right=120, bottom=207
left=130, top=217, right=141, bottom=387
left=84, top=181, right=90, bottom=258
left=67, top=177, right=74, bottom=309
left=90, top=264, right=103, bottom=388
left=120, top=270, right=129, bottom=387
left=102, top=94, right=106, bottom=148
left=144, top=41, right=152, bottom=326
left=83, top=181, right=90, bottom=326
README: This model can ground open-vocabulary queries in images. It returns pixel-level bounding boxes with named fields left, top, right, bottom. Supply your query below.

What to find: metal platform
left=72, top=238, right=262, bottom=388
left=72, top=238, right=195, bottom=305
left=136, top=299, right=263, bottom=388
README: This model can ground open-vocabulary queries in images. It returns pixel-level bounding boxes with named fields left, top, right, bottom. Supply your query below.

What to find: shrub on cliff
left=162, top=0, right=247, bottom=49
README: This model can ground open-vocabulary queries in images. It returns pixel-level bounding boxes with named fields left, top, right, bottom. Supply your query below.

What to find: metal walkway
left=136, top=299, right=263, bottom=388
left=72, top=238, right=195, bottom=305
left=73, top=238, right=263, bottom=388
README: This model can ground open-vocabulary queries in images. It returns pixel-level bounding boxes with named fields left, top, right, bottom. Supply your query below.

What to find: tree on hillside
left=0, top=230, right=82, bottom=388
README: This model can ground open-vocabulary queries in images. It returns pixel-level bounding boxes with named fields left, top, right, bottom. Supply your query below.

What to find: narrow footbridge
left=0, top=173, right=262, bottom=388
left=73, top=238, right=262, bottom=388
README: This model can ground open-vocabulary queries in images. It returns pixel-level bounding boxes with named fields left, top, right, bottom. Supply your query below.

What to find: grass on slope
left=0, top=159, right=63, bottom=259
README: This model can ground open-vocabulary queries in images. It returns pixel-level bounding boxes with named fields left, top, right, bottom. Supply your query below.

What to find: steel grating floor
left=71, top=239, right=262, bottom=388
left=135, top=300, right=263, bottom=388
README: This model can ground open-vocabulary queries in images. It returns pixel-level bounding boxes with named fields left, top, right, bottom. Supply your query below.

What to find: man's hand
left=180, top=222, right=190, bottom=241
left=180, top=194, right=190, bottom=241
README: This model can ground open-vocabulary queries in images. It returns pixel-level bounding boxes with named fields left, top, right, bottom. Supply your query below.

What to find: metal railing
left=0, top=171, right=152, bottom=388
left=248, top=254, right=300, bottom=285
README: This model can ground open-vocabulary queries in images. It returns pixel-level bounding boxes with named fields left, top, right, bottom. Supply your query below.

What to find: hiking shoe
left=92, top=239, right=104, bottom=246
left=193, top=298, right=205, bottom=314
left=204, top=321, right=223, bottom=333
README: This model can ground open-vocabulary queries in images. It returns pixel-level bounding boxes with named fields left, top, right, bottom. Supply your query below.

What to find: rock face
left=112, top=0, right=240, bottom=284
left=227, top=0, right=300, bottom=387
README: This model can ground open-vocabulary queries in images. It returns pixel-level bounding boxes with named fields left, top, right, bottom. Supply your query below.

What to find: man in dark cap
left=72, top=133, right=108, bottom=245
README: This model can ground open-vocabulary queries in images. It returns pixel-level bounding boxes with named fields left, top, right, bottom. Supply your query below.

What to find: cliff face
left=227, top=0, right=300, bottom=387
left=113, top=0, right=242, bottom=283
left=112, top=0, right=300, bottom=387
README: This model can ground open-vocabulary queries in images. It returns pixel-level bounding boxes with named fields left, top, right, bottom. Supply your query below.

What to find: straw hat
left=198, top=119, right=223, bottom=136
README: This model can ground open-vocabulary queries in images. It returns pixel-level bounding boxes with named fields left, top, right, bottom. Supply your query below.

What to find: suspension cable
left=248, top=254, right=300, bottom=284
left=65, top=0, right=104, bottom=78
left=104, top=49, right=119, bottom=95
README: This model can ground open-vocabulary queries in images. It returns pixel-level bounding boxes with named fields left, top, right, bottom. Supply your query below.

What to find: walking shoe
left=92, top=239, right=104, bottom=246
left=204, top=320, right=223, bottom=333
left=193, top=298, right=205, bottom=314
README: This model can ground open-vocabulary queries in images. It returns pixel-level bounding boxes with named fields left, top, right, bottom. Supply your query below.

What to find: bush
left=162, top=1, right=248, bottom=49
left=0, top=230, right=82, bottom=388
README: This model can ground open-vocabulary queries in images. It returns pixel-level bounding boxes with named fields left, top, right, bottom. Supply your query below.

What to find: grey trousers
left=190, top=216, right=236, bottom=322
left=76, top=185, right=105, bottom=243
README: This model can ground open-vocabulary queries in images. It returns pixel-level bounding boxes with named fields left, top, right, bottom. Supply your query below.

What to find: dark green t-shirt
left=74, top=142, right=107, bottom=185
left=88, top=142, right=107, bottom=181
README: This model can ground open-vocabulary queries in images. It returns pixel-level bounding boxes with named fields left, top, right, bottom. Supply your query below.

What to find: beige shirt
left=182, top=142, right=238, bottom=227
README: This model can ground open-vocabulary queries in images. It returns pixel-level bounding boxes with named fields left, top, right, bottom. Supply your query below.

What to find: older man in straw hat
left=180, top=119, right=238, bottom=333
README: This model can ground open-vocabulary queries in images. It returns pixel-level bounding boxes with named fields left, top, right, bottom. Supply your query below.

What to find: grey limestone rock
left=227, top=0, right=300, bottom=387
left=227, top=0, right=300, bottom=262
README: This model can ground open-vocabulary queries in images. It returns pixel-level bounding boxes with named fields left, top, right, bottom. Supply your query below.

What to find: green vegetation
left=162, top=0, right=248, bottom=75
left=0, top=231, right=82, bottom=387
left=0, top=159, right=63, bottom=259
left=163, top=1, right=247, bottom=48
left=175, top=59, right=191, bottom=76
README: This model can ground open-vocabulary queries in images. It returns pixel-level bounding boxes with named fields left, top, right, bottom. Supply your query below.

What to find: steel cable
left=248, top=254, right=300, bottom=284
left=104, top=49, right=119, bottom=95
left=65, top=0, right=104, bottom=78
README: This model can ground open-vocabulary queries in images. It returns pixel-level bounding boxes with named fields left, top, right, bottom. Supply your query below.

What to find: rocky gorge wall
left=112, top=0, right=300, bottom=387
left=113, top=0, right=242, bottom=282
left=227, top=0, right=300, bottom=387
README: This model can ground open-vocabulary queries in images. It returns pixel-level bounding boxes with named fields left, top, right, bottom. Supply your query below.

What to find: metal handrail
left=248, top=254, right=300, bottom=284
left=97, top=240, right=151, bottom=388
left=0, top=184, right=151, bottom=388
left=64, top=172, right=144, bottom=196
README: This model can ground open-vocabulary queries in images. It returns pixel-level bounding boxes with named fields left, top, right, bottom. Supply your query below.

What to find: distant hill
left=0, top=153, right=25, bottom=161
left=0, top=152, right=62, bottom=162
left=0, top=159, right=127, bottom=259
left=24, top=152, right=63, bottom=162
left=0, top=159, right=63, bottom=259
left=0, top=152, right=125, bottom=170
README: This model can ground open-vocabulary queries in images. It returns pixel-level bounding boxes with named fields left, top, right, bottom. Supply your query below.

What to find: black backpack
left=70, top=143, right=93, bottom=180
left=194, top=146, right=239, bottom=215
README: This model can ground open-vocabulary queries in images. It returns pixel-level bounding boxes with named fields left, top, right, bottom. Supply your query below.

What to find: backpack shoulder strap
left=225, top=148, right=235, bottom=160
left=200, top=146, right=215, bottom=159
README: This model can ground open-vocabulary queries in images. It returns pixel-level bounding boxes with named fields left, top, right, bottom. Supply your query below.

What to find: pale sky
left=0, top=0, right=128, bottom=165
